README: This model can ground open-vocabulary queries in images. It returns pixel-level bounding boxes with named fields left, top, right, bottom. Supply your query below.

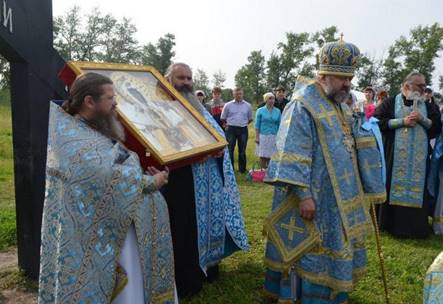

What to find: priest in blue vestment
left=39, top=73, right=176, bottom=303
left=263, top=39, right=386, bottom=303
left=374, top=72, right=441, bottom=239
left=427, top=126, right=443, bottom=235
left=162, top=63, right=249, bottom=298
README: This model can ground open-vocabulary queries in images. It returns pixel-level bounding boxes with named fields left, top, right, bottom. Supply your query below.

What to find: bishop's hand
left=299, top=197, right=316, bottom=220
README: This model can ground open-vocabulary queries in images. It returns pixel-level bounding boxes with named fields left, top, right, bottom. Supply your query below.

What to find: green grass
left=0, top=98, right=442, bottom=303
left=0, top=89, right=15, bottom=250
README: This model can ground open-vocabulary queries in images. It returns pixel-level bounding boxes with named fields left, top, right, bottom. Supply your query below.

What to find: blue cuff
left=292, top=186, right=312, bottom=201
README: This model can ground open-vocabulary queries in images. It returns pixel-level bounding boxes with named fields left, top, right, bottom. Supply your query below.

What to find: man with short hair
left=162, top=63, right=249, bottom=299
left=39, top=73, right=175, bottom=303
left=263, top=39, right=384, bottom=303
left=220, top=87, right=252, bottom=173
left=375, top=72, right=441, bottom=238
left=205, top=86, right=225, bottom=128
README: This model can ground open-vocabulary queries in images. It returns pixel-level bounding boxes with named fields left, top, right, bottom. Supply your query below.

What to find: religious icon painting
left=60, top=61, right=227, bottom=169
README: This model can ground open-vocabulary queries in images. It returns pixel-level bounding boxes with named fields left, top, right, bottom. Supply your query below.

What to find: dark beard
left=179, top=90, right=206, bottom=115
left=88, top=111, right=126, bottom=142
left=175, top=84, right=193, bottom=94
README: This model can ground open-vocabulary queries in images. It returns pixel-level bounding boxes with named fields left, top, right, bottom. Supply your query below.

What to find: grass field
left=0, top=90, right=15, bottom=251
left=0, top=91, right=442, bottom=303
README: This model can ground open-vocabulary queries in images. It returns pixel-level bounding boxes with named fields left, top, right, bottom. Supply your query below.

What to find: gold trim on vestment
left=433, top=217, right=443, bottom=223
left=355, top=137, right=377, bottom=149
left=272, top=151, right=312, bottom=165
left=263, top=196, right=321, bottom=274
left=389, top=201, right=423, bottom=208
left=110, top=264, right=128, bottom=301
left=151, top=291, right=175, bottom=303
left=364, top=192, right=387, bottom=204
left=295, top=265, right=367, bottom=292
left=264, top=177, right=310, bottom=188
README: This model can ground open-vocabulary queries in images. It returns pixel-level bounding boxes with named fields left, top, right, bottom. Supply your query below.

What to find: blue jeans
left=225, top=126, right=248, bottom=173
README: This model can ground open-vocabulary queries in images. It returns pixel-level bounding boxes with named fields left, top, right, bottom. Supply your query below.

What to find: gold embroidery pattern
left=300, top=89, right=369, bottom=241
left=263, top=195, right=321, bottom=274
left=295, top=266, right=367, bottom=292
left=355, top=137, right=377, bottom=149
left=271, top=151, right=312, bottom=165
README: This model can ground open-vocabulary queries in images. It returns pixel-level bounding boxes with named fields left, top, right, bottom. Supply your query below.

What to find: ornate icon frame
left=66, top=61, right=227, bottom=166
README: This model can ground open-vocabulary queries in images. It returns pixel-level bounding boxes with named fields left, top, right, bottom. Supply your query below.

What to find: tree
left=235, top=50, right=266, bottom=104
left=382, top=23, right=443, bottom=95
left=264, top=32, right=316, bottom=95
left=439, top=75, right=443, bottom=91
left=53, top=7, right=176, bottom=66
left=53, top=6, right=82, bottom=61
left=212, top=70, right=226, bottom=88
left=193, top=68, right=210, bottom=96
left=98, top=17, right=139, bottom=63
left=266, top=52, right=283, bottom=91
left=355, top=54, right=384, bottom=90
left=77, top=8, right=107, bottom=61
left=138, top=33, right=176, bottom=74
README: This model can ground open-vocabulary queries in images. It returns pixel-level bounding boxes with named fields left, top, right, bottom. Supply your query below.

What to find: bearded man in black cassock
left=374, top=72, right=441, bottom=238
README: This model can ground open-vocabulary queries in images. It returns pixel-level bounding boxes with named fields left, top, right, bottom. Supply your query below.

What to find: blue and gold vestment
left=263, top=78, right=385, bottom=302
left=38, top=103, right=175, bottom=303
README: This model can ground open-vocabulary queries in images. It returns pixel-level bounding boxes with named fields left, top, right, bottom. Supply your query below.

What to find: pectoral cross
left=318, top=105, right=336, bottom=128
left=280, top=216, right=304, bottom=241
left=339, top=168, right=353, bottom=186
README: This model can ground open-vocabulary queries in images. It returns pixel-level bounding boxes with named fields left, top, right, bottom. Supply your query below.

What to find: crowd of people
left=37, top=38, right=443, bottom=304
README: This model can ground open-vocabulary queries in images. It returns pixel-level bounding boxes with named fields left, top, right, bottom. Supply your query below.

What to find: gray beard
left=180, top=91, right=206, bottom=115
left=333, top=91, right=351, bottom=104
left=88, top=112, right=126, bottom=142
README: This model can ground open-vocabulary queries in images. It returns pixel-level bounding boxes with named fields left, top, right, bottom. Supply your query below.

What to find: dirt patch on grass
left=0, top=247, right=37, bottom=304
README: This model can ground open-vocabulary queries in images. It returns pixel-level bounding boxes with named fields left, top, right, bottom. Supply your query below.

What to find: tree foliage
left=139, top=33, right=176, bottom=74
left=53, top=6, right=176, bottom=72
left=382, top=23, right=443, bottom=95
left=212, top=70, right=226, bottom=88
left=265, top=32, right=314, bottom=92
left=235, top=50, right=266, bottom=104
left=193, top=69, right=210, bottom=96
left=355, top=55, right=385, bottom=90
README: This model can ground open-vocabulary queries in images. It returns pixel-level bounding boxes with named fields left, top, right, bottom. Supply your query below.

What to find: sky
left=53, top=0, right=443, bottom=90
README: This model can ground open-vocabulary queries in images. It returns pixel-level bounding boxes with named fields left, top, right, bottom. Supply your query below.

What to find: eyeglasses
left=414, top=83, right=427, bottom=89
left=176, top=75, right=192, bottom=81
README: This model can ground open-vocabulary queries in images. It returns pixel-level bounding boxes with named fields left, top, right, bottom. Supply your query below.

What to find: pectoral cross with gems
left=280, top=215, right=304, bottom=241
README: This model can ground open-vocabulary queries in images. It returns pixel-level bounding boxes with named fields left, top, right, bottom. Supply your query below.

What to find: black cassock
left=374, top=95, right=441, bottom=238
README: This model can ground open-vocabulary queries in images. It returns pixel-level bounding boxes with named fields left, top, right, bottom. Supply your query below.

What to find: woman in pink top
left=363, top=86, right=376, bottom=119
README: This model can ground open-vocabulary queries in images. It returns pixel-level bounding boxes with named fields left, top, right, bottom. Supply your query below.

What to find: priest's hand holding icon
left=147, top=166, right=169, bottom=189
left=299, top=197, right=316, bottom=220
